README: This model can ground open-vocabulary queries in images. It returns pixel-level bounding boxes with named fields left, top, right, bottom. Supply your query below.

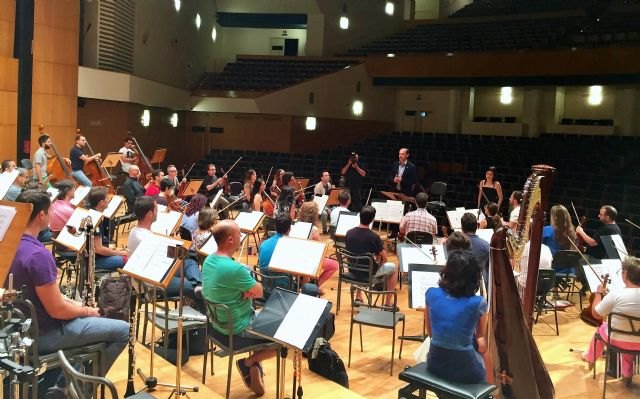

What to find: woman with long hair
left=477, top=166, right=503, bottom=212
left=270, top=168, right=284, bottom=197
left=251, top=178, right=266, bottom=212
left=425, top=250, right=491, bottom=384
left=543, top=205, right=577, bottom=255
left=243, top=169, right=257, bottom=205
left=191, top=208, right=216, bottom=251
left=478, top=202, right=502, bottom=231
left=297, top=201, right=339, bottom=291
left=49, top=180, right=76, bottom=234
left=275, top=185, right=296, bottom=221
left=181, top=193, right=207, bottom=236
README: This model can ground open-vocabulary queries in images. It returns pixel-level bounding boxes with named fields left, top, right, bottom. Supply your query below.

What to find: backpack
left=308, top=338, right=349, bottom=388
left=322, top=312, right=335, bottom=341
left=97, top=275, right=131, bottom=321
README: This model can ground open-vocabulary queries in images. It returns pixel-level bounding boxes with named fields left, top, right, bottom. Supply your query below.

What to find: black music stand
left=247, top=288, right=332, bottom=399
left=601, top=234, right=628, bottom=260
left=400, top=264, right=443, bottom=343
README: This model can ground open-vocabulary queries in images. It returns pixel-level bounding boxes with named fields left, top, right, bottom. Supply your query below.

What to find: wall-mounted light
left=385, top=1, right=395, bottom=16
left=305, top=117, right=317, bottom=131
left=195, top=13, right=201, bottom=29
left=141, top=110, right=150, bottom=127
left=352, top=100, right=363, bottom=116
left=500, top=87, right=513, bottom=105
left=386, top=53, right=396, bottom=58
left=170, top=113, right=179, bottom=127
left=211, top=26, right=217, bottom=42
left=174, top=0, right=181, bottom=12
left=339, top=2, right=349, bottom=29
left=588, top=85, right=603, bottom=106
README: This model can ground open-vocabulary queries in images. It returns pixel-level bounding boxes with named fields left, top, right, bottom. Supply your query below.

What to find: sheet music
left=583, top=263, right=610, bottom=293
left=102, top=195, right=123, bottom=219
left=335, top=212, right=360, bottom=237
left=289, top=221, right=312, bottom=240
left=398, top=244, right=436, bottom=273
left=312, top=195, right=329, bottom=215
left=274, top=294, right=329, bottom=350
left=446, top=209, right=481, bottom=230
left=601, top=259, right=624, bottom=292
left=268, top=237, right=326, bottom=277
left=54, top=208, right=104, bottom=251
left=198, top=234, right=217, bottom=256
left=151, top=205, right=182, bottom=235
left=610, top=235, right=628, bottom=260
left=476, top=229, right=494, bottom=244
left=0, top=170, right=19, bottom=200
left=47, top=187, right=59, bottom=201
left=124, top=234, right=183, bottom=284
left=234, top=211, right=264, bottom=232
left=209, top=190, right=223, bottom=208
left=0, top=205, right=17, bottom=241
left=70, top=186, right=91, bottom=207
left=410, top=270, right=441, bottom=309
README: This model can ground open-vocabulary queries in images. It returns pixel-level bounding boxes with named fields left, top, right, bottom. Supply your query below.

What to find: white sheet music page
left=124, top=234, right=183, bottom=284
left=583, top=264, right=610, bottom=293
left=151, top=205, right=182, bottom=235
left=610, top=235, right=628, bottom=260
left=476, top=229, right=494, bottom=244
left=312, top=195, right=329, bottom=215
left=399, top=245, right=435, bottom=273
left=602, top=259, right=624, bottom=292
left=372, top=201, right=388, bottom=222
left=268, top=237, right=325, bottom=277
left=235, top=211, right=264, bottom=232
left=0, top=205, right=17, bottom=241
left=46, top=187, right=59, bottom=201
left=102, top=195, right=124, bottom=219
left=198, top=234, right=217, bottom=256
left=274, top=294, right=328, bottom=350
left=386, top=200, right=404, bottom=223
left=289, top=222, right=312, bottom=240
left=411, top=271, right=441, bottom=309
left=209, top=190, right=223, bottom=208
left=70, top=186, right=91, bottom=207
left=55, top=208, right=104, bottom=251
left=446, top=210, right=463, bottom=230
left=335, top=213, right=360, bottom=237
left=0, top=170, right=19, bottom=200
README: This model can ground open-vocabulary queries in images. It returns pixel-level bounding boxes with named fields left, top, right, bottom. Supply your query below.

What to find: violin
left=261, top=189, right=275, bottom=217
left=580, top=273, right=610, bottom=327
left=166, top=193, right=185, bottom=213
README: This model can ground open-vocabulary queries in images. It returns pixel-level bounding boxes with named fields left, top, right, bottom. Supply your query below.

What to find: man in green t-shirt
left=202, top=219, right=276, bottom=396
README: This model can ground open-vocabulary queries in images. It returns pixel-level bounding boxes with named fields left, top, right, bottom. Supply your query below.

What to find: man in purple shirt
left=7, top=190, right=128, bottom=397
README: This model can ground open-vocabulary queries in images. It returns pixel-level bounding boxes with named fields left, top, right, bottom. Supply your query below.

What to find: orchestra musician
left=542, top=205, right=577, bottom=268
left=461, top=213, right=490, bottom=283
left=270, top=168, right=284, bottom=197
left=275, top=185, right=296, bottom=221
left=477, top=167, right=503, bottom=212
left=33, top=134, right=70, bottom=186
left=166, top=164, right=186, bottom=188
left=576, top=205, right=622, bottom=259
left=1, top=159, right=16, bottom=172
left=202, top=164, right=230, bottom=219
left=341, top=152, right=366, bottom=212
left=7, top=190, right=128, bottom=398
left=313, top=170, right=334, bottom=234
left=242, top=169, right=257, bottom=210
left=156, top=177, right=181, bottom=211
left=190, top=208, right=216, bottom=251
left=250, top=178, right=266, bottom=211
left=581, top=256, right=640, bottom=388
left=478, top=202, right=502, bottom=230
left=122, top=165, right=145, bottom=211
left=144, top=169, right=164, bottom=196
left=86, top=187, right=128, bottom=271
left=398, top=192, right=437, bottom=240
left=3, top=168, right=28, bottom=201
left=329, top=190, right=351, bottom=239
left=48, top=180, right=76, bottom=235
left=118, top=137, right=137, bottom=173
left=69, top=134, right=101, bottom=187
left=181, top=194, right=207, bottom=238
left=507, top=190, right=523, bottom=231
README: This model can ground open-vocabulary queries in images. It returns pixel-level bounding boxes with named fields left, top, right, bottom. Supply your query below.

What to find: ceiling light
left=174, top=0, right=181, bottom=12
left=339, top=16, right=349, bottom=29
left=211, top=26, right=217, bottom=42
left=386, top=53, right=396, bottom=58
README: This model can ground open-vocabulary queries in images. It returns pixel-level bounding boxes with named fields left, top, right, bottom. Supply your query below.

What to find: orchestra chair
left=334, top=248, right=387, bottom=314
left=405, top=231, right=434, bottom=245
left=201, top=300, right=281, bottom=398
left=57, top=350, right=155, bottom=399
left=348, top=286, right=405, bottom=376
left=250, top=266, right=293, bottom=308
left=227, top=181, right=244, bottom=206
left=426, top=182, right=447, bottom=228
left=20, top=158, right=33, bottom=174
left=398, top=363, right=497, bottom=399
left=551, top=250, right=584, bottom=309
left=110, top=185, right=137, bottom=248
left=534, top=269, right=559, bottom=335
left=592, top=312, right=640, bottom=398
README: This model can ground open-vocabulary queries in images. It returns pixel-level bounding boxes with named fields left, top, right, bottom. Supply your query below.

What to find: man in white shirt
left=119, top=137, right=137, bottom=174
left=314, top=170, right=334, bottom=234
left=508, top=190, right=523, bottom=231
left=329, top=191, right=351, bottom=239
left=516, top=241, right=553, bottom=288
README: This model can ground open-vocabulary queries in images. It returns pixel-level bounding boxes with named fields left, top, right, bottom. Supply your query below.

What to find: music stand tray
left=149, top=148, right=167, bottom=167
left=326, top=189, right=343, bottom=207
left=100, top=152, right=121, bottom=169
left=380, top=191, right=399, bottom=201
left=0, top=200, right=32, bottom=284
left=181, top=179, right=203, bottom=198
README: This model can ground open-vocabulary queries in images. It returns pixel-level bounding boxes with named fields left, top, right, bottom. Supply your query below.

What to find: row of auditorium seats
left=560, top=118, right=614, bottom=126
left=195, top=131, right=640, bottom=256
left=473, top=116, right=517, bottom=123
left=452, top=0, right=600, bottom=18
left=192, top=58, right=359, bottom=92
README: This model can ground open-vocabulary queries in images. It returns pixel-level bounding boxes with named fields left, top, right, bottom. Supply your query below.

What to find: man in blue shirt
left=461, top=213, right=490, bottom=284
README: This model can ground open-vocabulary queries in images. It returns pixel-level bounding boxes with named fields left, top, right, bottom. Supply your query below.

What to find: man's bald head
left=213, top=219, right=241, bottom=254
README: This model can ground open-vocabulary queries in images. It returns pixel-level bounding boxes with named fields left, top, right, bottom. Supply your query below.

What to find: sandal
left=236, top=358, right=252, bottom=389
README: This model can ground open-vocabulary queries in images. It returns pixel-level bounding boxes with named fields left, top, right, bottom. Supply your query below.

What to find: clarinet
left=124, top=285, right=138, bottom=397
left=83, top=217, right=96, bottom=307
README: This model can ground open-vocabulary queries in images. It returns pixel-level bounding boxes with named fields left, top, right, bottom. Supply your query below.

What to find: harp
left=488, top=164, right=556, bottom=398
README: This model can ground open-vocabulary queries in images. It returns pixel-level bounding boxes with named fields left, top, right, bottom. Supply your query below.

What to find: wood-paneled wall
left=0, top=0, right=16, bottom=162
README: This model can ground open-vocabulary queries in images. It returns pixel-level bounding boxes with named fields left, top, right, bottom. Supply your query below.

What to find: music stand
left=379, top=191, right=399, bottom=201
left=247, top=288, right=332, bottom=399
left=401, top=263, right=443, bottom=343
left=601, top=234, right=628, bottom=260
left=54, top=208, right=104, bottom=252
left=120, top=233, right=196, bottom=395
left=312, top=194, right=329, bottom=215
left=150, top=149, right=167, bottom=169
left=325, top=189, right=342, bottom=207
left=70, top=186, right=91, bottom=207
left=288, top=222, right=313, bottom=240
left=0, top=200, right=32, bottom=283
left=334, top=211, right=360, bottom=238
left=0, top=170, right=19, bottom=200
left=151, top=205, right=183, bottom=236
left=180, top=180, right=202, bottom=199
left=101, top=152, right=121, bottom=176
left=234, top=211, right=265, bottom=262
left=268, top=237, right=326, bottom=288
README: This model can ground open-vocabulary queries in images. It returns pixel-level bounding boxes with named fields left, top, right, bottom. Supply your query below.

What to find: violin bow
left=567, top=235, right=605, bottom=285
left=223, top=156, right=243, bottom=178
left=183, top=162, right=196, bottom=179
left=570, top=201, right=582, bottom=225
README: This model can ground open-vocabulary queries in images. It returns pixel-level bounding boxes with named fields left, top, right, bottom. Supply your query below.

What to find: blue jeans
left=38, top=317, right=129, bottom=391
left=95, top=255, right=125, bottom=271
left=72, top=170, right=93, bottom=187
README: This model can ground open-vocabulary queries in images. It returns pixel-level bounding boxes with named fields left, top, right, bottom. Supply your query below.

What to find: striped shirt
left=400, top=208, right=437, bottom=237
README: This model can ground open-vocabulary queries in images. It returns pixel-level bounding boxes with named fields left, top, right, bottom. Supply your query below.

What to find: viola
left=166, top=193, right=185, bottom=213
left=580, top=273, right=610, bottom=327
left=262, top=190, right=275, bottom=217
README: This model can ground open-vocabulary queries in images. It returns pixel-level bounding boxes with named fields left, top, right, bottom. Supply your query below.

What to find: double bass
left=39, top=125, right=72, bottom=184
left=129, top=135, right=153, bottom=186
left=79, top=130, right=114, bottom=194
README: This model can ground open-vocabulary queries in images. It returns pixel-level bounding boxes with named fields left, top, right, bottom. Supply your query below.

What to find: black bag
left=322, top=312, right=335, bottom=341
left=308, top=338, right=349, bottom=388
left=97, top=275, right=131, bottom=321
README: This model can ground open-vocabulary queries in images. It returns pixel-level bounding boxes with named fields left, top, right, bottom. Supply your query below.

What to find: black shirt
left=589, top=223, right=622, bottom=259
left=202, top=174, right=221, bottom=197
left=345, top=226, right=383, bottom=279
left=70, top=146, right=85, bottom=171
left=123, top=177, right=145, bottom=211
left=344, top=161, right=365, bottom=190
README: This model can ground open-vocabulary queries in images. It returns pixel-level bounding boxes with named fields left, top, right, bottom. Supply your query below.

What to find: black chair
left=405, top=231, right=433, bottom=245
left=398, top=362, right=497, bottom=399
left=551, top=250, right=584, bottom=309
left=20, top=158, right=33, bottom=171
left=427, top=182, right=447, bottom=209
left=201, top=300, right=281, bottom=398
left=593, top=312, right=640, bottom=397
left=534, top=269, right=559, bottom=335
left=348, top=286, right=405, bottom=376
left=334, top=248, right=387, bottom=314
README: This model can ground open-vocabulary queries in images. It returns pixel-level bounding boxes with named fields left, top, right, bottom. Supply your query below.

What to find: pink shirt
left=145, top=184, right=160, bottom=197
left=49, top=200, right=75, bottom=232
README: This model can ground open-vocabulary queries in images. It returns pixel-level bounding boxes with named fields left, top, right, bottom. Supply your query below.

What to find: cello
left=39, top=125, right=72, bottom=184
left=129, top=135, right=153, bottom=186
left=80, top=130, right=114, bottom=194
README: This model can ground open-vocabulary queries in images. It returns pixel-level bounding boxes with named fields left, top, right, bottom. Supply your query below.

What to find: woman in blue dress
left=424, top=250, right=491, bottom=384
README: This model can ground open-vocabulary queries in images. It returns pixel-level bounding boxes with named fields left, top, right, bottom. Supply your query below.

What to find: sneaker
left=249, top=362, right=265, bottom=396
left=44, top=387, right=67, bottom=399
left=236, top=358, right=252, bottom=389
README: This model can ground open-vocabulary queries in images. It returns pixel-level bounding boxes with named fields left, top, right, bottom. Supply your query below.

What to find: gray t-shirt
left=33, top=147, right=48, bottom=180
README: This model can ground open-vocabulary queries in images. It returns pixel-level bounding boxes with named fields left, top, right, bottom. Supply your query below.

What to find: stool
left=398, top=363, right=496, bottom=399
